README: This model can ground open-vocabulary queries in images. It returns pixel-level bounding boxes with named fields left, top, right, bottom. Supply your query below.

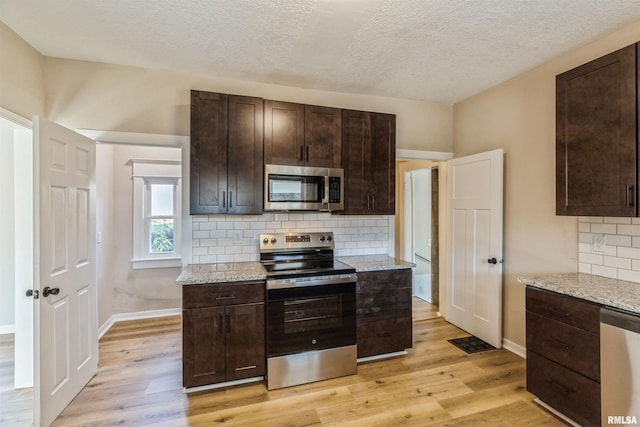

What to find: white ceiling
left=2, top=0, right=640, bottom=103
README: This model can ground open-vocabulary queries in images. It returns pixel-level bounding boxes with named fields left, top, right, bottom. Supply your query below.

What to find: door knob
left=488, top=258, right=498, bottom=265
left=43, top=286, right=60, bottom=297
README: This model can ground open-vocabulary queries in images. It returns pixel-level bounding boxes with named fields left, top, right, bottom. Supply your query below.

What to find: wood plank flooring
left=49, top=300, right=566, bottom=427
left=0, top=335, right=33, bottom=427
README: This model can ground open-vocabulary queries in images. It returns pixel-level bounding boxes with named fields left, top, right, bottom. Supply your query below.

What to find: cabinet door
left=182, top=307, right=226, bottom=387
left=356, top=269, right=412, bottom=358
left=527, top=351, right=600, bottom=426
left=225, top=303, right=265, bottom=380
left=305, top=105, right=342, bottom=168
left=227, top=95, right=264, bottom=215
left=342, top=110, right=373, bottom=214
left=264, top=100, right=305, bottom=166
left=371, top=113, right=396, bottom=214
left=190, top=90, right=228, bottom=215
left=556, top=44, right=637, bottom=216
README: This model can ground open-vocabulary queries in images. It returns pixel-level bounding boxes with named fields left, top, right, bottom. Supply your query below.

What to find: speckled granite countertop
left=518, top=273, right=640, bottom=315
left=177, top=262, right=266, bottom=285
left=338, top=255, right=415, bottom=272
left=177, top=256, right=415, bottom=285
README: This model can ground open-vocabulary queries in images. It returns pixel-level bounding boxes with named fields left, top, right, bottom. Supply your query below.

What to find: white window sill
left=132, top=257, right=182, bottom=270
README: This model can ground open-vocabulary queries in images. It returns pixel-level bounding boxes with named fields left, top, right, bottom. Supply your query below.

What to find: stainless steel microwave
left=264, top=164, right=344, bottom=212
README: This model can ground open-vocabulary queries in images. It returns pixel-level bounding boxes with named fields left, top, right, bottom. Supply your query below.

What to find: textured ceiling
left=2, top=0, right=640, bottom=103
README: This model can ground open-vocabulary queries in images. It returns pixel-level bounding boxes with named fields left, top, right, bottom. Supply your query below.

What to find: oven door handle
left=267, top=274, right=357, bottom=290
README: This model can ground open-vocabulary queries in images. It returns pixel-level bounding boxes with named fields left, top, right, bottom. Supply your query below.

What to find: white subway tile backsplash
left=579, top=252, right=603, bottom=265
left=590, top=223, right=617, bottom=234
left=579, top=216, right=603, bottom=223
left=190, top=213, right=392, bottom=263
left=617, top=224, right=640, bottom=236
left=604, top=217, right=632, bottom=224
left=617, top=246, right=640, bottom=259
left=591, top=264, right=618, bottom=279
left=618, top=269, right=640, bottom=283
left=604, top=234, right=631, bottom=247
left=579, top=217, right=640, bottom=285
left=604, top=256, right=631, bottom=269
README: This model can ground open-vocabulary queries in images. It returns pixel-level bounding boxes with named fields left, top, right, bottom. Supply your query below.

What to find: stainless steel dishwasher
left=600, top=307, right=640, bottom=426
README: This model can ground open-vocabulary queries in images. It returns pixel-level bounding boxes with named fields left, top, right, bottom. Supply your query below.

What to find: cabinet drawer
left=357, top=316, right=412, bottom=358
left=526, top=286, right=600, bottom=333
left=183, top=281, right=265, bottom=309
left=527, top=351, right=600, bottom=427
left=526, top=311, right=599, bottom=381
left=356, top=270, right=412, bottom=321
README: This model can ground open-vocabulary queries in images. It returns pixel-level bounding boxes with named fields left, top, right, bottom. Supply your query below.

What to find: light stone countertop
left=176, top=262, right=266, bottom=285
left=338, top=255, right=415, bottom=272
left=518, top=272, right=640, bottom=315
left=177, top=255, right=415, bottom=285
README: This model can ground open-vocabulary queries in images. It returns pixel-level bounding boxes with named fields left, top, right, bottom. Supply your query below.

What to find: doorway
left=396, top=159, right=443, bottom=321
left=0, top=112, right=34, bottom=427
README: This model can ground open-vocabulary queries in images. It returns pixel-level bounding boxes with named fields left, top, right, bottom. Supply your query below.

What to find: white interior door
left=33, top=116, right=97, bottom=426
left=445, top=149, right=503, bottom=348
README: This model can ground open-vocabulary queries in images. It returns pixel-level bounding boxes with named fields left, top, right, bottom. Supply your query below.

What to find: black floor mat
left=448, top=336, right=496, bottom=354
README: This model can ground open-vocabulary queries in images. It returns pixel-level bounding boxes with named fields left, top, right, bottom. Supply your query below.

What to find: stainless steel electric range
left=259, top=232, right=357, bottom=390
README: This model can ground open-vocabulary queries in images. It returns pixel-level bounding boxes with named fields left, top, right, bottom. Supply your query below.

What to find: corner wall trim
left=98, top=308, right=181, bottom=339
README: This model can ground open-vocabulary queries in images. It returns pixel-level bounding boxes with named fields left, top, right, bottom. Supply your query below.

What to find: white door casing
left=34, top=117, right=98, bottom=426
left=445, top=149, right=504, bottom=348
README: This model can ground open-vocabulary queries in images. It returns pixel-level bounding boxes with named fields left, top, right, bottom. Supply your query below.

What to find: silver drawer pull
left=235, top=365, right=257, bottom=371
left=215, top=295, right=236, bottom=300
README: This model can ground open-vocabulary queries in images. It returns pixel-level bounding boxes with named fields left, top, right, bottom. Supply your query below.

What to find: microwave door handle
left=322, top=176, right=329, bottom=205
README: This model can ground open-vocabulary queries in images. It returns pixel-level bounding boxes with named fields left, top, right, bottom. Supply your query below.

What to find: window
left=131, top=160, right=181, bottom=269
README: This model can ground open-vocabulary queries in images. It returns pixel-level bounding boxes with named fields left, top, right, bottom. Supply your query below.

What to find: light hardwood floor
left=48, top=300, right=566, bottom=427
left=0, top=335, right=33, bottom=427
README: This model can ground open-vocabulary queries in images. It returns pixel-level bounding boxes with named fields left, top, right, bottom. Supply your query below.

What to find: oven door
left=266, top=282, right=356, bottom=357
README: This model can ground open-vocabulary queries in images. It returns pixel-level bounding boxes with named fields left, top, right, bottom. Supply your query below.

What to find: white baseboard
left=502, top=337, right=526, bottom=358
left=98, top=308, right=181, bottom=339
left=0, top=324, right=15, bottom=335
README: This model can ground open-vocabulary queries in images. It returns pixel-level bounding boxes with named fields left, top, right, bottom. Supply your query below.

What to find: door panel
left=35, top=116, right=97, bottom=427
left=264, top=100, right=304, bottom=166
left=446, top=149, right=503, bottom=348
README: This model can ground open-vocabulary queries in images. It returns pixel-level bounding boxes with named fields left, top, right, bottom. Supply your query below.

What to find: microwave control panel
left=329, top=177, right=341, bottom=203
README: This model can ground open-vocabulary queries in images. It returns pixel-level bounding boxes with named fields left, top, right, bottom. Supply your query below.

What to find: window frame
left=131, top=160, right=182, bottom=269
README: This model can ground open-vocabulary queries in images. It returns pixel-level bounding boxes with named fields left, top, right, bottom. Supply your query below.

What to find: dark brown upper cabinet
left=264, top=100, right=341, bottom=168
left=342, top=110, right=396, bottom=215
left=556, top=44, right=638, bottom=216
left=190, top=90, right=264, bottom=215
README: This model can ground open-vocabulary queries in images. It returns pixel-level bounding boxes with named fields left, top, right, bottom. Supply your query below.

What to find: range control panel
left=260, top=232, right=334, bottom=252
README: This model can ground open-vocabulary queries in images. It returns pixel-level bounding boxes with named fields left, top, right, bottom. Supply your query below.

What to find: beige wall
left=43, top=58, right=453, bottom=152
left=452, top=20, right=640, bottom=347
left=0, top=21, right=45, bottom=119
left=109, top=145, right=183, bottom=314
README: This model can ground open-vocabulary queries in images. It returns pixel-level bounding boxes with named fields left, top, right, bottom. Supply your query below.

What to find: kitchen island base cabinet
left=356, top=269, right=412, bottom=358
left=526, top=286, right=601, bottom=426
left=182, top=281, right=265, bottom=389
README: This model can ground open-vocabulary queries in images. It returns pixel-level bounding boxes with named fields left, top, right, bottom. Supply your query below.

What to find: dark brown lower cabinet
left=356, top=269, right=412, bottom=358
left=182, top=281, right=265, bottom=388
left=526, top=286, right=601, bottom=426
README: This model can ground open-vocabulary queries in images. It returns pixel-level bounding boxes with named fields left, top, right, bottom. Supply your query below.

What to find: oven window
left=284, top=295, right=341, bottom=334
left=268, top=175, right=322, bottom=203
left=267, top=283, right=356, bottom=357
